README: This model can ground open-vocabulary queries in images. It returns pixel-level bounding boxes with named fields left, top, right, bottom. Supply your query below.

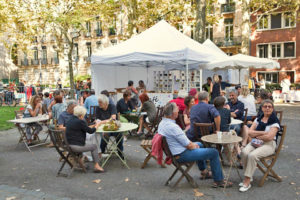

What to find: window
left=96, top=21, right=103, bottom=36
left=258, top=15, right=269, bottom=30
left=33, top=47, right=38, bottom=60
left=87, top=42, right=92, bottom=57
left=284, top=42, right=295, bottom=57
left=42, top=46, right=47, bottom=60
left=205, top=24, right=213, bottom=41
left=86, top=22, right=91, bottom=33
left=271, top=13, right=282, bottom=29
left=257, top=72, right=279, bottom=83
left=271, top=44, right=281, bottom=58
left=225, top=18, right=233, bottom=40
left=226, top=52, right=233, bottom=56
left=284, top=12, right=295, bottom=28
left=258, top=44, right=268, bottom=58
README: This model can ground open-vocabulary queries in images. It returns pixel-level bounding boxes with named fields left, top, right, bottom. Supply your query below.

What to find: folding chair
left=193, top=122, right=215, bottom=145
left=143, top=106, right=164, bottom=137
left=87, top=106, right=98, bottom=124
left=257, top=125, right=287, bottom=187
left=140, top=139, right=165, bottom=169
left=177, top=113, right=186, bottom=130
left=161, top=136, right=198, bottom=188
left=49, top=128, right=73, bottom=177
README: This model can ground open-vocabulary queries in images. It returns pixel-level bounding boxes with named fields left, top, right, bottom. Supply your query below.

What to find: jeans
left=177, top=142, right=224, bottom=182
left=100, top=132, right=123, bottom=153
left=25, top=123, right=43, bottom=140
left=230, top=124, right=242, bottom=136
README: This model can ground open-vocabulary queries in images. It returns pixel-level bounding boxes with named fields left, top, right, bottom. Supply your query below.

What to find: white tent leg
left=239, top=68, right=241, bottom=84
left=199, top=68, right=203, bottom=91
left=186, top=60, right=189, bottom=92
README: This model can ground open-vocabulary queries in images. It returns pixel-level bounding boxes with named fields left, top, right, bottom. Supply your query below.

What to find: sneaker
left=239, top=184, right=251, bottom=192
left=239, top=178, right=253, bottom=187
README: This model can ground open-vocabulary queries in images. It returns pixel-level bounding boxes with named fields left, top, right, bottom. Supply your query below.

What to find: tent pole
left=199, top=68, right=203, bottom=91
left=239, top=68, right=241, bottom=84
left=186, top=60, right=189, bottom=92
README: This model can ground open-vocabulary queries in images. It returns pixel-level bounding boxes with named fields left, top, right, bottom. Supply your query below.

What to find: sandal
left=200, top=170, right=213, bottom=180
left=212, top=180, right=233, bottom=188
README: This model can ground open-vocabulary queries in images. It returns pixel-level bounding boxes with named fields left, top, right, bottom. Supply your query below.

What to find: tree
left=240, top=0, right=300, bottom=54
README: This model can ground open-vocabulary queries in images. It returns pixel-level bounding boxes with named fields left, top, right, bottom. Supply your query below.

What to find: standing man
left=186, top=91, right=220, bottom=141
left=202, top=77, right=212, bottom=92
left=219, top=75, right=235, bottom=90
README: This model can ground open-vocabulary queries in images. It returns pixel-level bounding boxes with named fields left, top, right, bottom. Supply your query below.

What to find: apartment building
left=206, top=0, right=243, bottom=55
left=250, top=11, right=300, bottom=83
left=16, top=18, right=123, bottom=86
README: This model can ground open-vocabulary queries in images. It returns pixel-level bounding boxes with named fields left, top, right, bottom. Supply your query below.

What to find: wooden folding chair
left=48, top=128, right=73, bottom=177
left=87, top=106, right=98, bottom=124
left=140, top=139, right=165, bottom=169
left=143, top=106, right=164, bottom=137
left=161, top=136, right=198, bottom=188
left=177, top=113, right=186, bottom=130
left=193, top=122, right=215, bottom=145
left=257, top=125, right=287, bottom=187
left=275, top=111, right=283, bottom=124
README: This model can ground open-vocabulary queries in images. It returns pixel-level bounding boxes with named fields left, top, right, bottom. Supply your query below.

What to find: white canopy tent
left=91, top=20, right=220, bottom=93
left=201, top=39, right=280, bottom=84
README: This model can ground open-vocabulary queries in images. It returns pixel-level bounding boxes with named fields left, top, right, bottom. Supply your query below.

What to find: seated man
left=227, top=89, right=244, bottom=136
left=158, top=102, right=232, bottom=188
left=117, top=90, right=136, bottom=123
left=96, top=94, right=124, bottom=158
left=58, top=100, right=78, bottom=131
left=84, top=90, right=98, bottom=120
left=186, top=91, right=220, bottom=141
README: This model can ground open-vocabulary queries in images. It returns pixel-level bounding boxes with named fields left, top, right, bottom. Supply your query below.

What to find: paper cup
left=217, top=131, right=222, bottom=139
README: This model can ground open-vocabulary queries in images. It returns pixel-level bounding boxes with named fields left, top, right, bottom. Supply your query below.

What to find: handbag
left=251, top=138, right=264, bottom=148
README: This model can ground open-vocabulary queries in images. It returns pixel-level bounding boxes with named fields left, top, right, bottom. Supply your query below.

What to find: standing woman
left=23, top=95, right=43, bottom=144
left=280, top=74, right=291, bottom=103
left=210, top=74, right=221, bottom=104
left=258, top=75, right=266, bottom=90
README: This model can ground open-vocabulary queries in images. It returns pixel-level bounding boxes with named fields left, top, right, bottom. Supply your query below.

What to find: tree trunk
left=241, top=0, right=251, bottom=55
left=67, top=44, right=75, bottom=99
left=194, top=0, right=206, bottom=43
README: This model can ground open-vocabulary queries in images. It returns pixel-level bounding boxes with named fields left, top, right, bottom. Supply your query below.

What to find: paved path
left=0, top=104, right=299, bottom=200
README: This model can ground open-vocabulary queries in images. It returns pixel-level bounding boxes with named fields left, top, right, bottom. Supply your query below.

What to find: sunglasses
left=262, top=105, right=273, bottom=109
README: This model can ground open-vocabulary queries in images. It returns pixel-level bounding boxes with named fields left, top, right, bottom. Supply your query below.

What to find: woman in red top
left=170, top=90, right=187, bottom=112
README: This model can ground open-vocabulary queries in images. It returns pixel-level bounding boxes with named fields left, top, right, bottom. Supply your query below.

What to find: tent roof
left=91, top=20, right=217, bottom=70
left=205, top=53, right=280, bottom=71
left=202, top=39, right=228, bottom=57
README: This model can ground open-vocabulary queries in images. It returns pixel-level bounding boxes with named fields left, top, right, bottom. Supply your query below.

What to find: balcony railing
left=221, top=4, right=235, bottom=13
left=21, top=59, right=29, bottom=66
left=31, top=59, right=39, bottom=65
left=85, top=32, right=92, bottom=38
left=41, top=58, right=48, bottom=65
left=95, top=29, right=103, bottom=37
left=213, top=36, right=242, bottom=47
left=51, top=57, right=59, bottom=65
left=84, top=56, right=91, bottom=63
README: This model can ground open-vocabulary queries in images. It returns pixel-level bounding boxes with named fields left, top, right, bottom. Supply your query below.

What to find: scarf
left=256, top=112, right=280, bottom=131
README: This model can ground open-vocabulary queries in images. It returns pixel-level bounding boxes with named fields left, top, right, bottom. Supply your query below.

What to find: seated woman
left=96, top=94, right=124, bottom=158
left=23, top=95, right=43, bottom=144
left=51, top=95, right=66, bottom=123
left=239, top=99, right=280, bottom=192
left=65, top=106, right=104, bottom=173
left=117, top=90, right=135, bottom=122
left=238, top=86, right=257, bottom=122
left=183, top=96, right=195, bottom=131
left=136, top=93, right=156, bottom=135
left=213, top=96, right=231, bottom=132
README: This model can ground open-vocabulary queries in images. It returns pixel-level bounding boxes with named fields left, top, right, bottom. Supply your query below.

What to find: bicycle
left=0, top=90, right=20, bottom=107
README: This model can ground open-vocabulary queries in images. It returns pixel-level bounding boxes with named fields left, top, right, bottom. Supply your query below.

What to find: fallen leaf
left=84, top=185, right=88, bottom=188
left=297, top=159, right=300, bottom=161
left=98, top=187, right=102, bottom=190
left=125, top=178, right=129, bottom=182
left=6, top=196, right=16, bottom=200
left=193, top=189, right=204, bottom=197
left=21, top=185, right=26, bottom=188
left=125, top=198, right=129, bottom=200
left=136, top=182, right=139, bottom=185
left=23, top=181, right=29, bottom=184
left=93, top=179, right=101, bottom=184
left=290, top=182, right=296, bottom=185
left=36, top=189, right=41, bottom=192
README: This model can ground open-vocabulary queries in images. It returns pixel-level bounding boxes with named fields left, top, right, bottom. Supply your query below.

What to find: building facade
left=16, top=19, right=123, bottom=86
left=250, top=11, right=300, bottom=84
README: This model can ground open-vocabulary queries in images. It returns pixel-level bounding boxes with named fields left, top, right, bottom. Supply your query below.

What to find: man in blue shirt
left=158, top=102, right=231, bottom=188
left=227, top=89, right=244, bottom=135
left=58, top=100, right=77, bottom=132
left=84, top=90, right=98, bottom=115
left=186, top=91, right=220, bottom=141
